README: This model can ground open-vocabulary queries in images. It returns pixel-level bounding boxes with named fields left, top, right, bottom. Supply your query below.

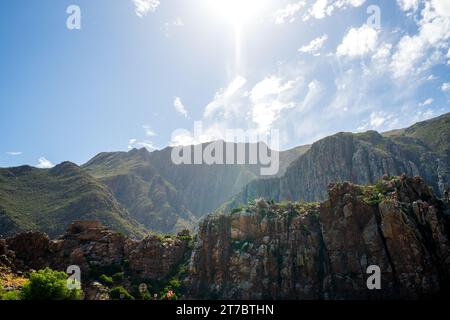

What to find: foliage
left=20, top=268, right=82, bottom=300
left=0, top=164, right=146, bottom=238
left=112, top=272, right=124, bottom=283
left=99, top=274, right=113, bottom=286
left=160, top=289, right=177, bottom=300
left=0, top=285, right=21, bottom=300
left=140, top=288, right=152, bottom=300
left=110, top=286, right=135, bottom=300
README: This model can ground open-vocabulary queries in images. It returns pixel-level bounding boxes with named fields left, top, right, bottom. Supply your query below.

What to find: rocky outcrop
left=5, top=221, right=191, bottom=283
left=229, top=113, right=450, bottom=210
left=125, top=231, right=190, bottom=280
left=83, top=281, right=110, bottom=300
left=0, top=238, right=15, bottom=269
left=188, top=175, right=450, bottom=299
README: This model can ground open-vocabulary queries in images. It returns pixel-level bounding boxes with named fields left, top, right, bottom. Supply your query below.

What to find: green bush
left=168, top=278, right=180, bottom=290
left=112, top=272, right=124, bottom=283
left=99, top=274, right=113, bottom=286
left=21, top=268, right=82, bottom=300
left=0, top=287, right=21, bottom=300
left=140, top=289, right=152, bottom=300
left=110, top=286, right=134, bottom=300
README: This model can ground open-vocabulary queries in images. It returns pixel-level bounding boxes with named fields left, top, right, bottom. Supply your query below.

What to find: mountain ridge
left=0, top=112, right=449, bottom=237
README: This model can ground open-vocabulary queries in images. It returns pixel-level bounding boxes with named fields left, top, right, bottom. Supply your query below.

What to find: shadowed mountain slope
left=0, top=162, right=146, bottom=238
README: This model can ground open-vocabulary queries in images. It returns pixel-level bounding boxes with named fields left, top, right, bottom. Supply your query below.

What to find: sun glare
left=207, top=0, right=269, bottom=27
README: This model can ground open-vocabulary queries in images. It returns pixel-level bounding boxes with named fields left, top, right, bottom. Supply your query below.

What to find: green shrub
left=21, top=268, right=82, bottom=300
left=168, top=278, right=180, bottom=290
left=112, top=272, right=124, bottom=283
left=140, top=289, right=152, bottom=300
left=231, top=207, right=242, bottom=214
left=0, top=286, right=21, bottom=300
left=110, top=286, right=134, bottom=300
left=99, top=274, right=113, bottom=286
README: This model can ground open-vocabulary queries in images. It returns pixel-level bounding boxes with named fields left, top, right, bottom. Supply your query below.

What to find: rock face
left=125, top=232, right=190, bottom=280
left=5, top=221, right=190, bottom=282
left=82, top=143, right=306, bottom=234
left=229, top=114, right=450, bottom=210
left=188, top=176, right=450, bottom=299
left=0, top=238, right=15, bottom=269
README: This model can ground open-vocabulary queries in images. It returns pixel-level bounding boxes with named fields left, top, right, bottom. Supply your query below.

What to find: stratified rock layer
left=188, top=175, right=450, bottom=299
left=5, top=221, right=190, bottom=282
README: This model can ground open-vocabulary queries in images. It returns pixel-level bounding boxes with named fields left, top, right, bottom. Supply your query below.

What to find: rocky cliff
left=82, top=142, right=307, bottom=234
left=2, top=176, right=450, bottom=300
left=3, top=221, right=191, bottom=286
left=188, top=175, right=450, bottom=299
left=228, top=113, right=450, bottom=209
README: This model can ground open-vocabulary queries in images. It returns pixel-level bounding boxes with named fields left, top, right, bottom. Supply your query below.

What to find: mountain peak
left=49, top=161, right=81, bottom=176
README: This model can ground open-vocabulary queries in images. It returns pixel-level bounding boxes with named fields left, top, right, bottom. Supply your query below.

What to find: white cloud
left=299, top=34, right=328, bottom=56
left=6, top=151, right=22, bottom=156
left=337, top=25, right=378, bottom=58
left=174, top=97, right=188, bottom=118
left=413, top=109, right=435, bottom=122
left=391, top=35, right=425, bottom=78
left=358, top=112, right=400, bottom=131
left=391, top=0, right=450, bottom=78
left=129, top=126, right=158, bottom=151
left=203, top=76, right=247, bottom=118
left=249, top=76, right=296, bottom=101
left=143, top=125, right=156, bottom=136
left=274, top=1, right=306, bottom=24
left=309, top=0, right=329, bottom=19
left=370, top=43, right=392, bottom=73
left=190, top=73, right=304, bottom=147
left=169, top=132, right=194, bottom=147
left=132, top=0, right=160, bottom=18
left=370, top=112, right=386, bottom=127
left=36, top=157, right=54, bottom=169
left=372, top=43, right=392, bottom=61
left=169, top=122, right=230, bottom=147
left=303, top=0, right=366, bottom=21
left=300, top=80, right=323, bottom=112
left=419, top=98, right=434, bottom=106
left=128, top=139, right=157, bottom=151
left=442, top=82, right=450, bottom=92
left=396, top=0, right=420, bottom=13
left=250, top=76, right=299, bottom=133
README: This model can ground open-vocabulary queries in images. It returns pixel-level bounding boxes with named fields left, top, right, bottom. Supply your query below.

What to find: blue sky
left=1, top=0, right=449, bottom=168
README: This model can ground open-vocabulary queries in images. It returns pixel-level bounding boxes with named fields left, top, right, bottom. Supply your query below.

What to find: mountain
left=82, top=142, right=307, bottom=233
left=0, top=162, right=146, bottom=238
left=188, top=176, right=450, bottom=299
left=82, top=148, right=197, bottom=234
left=0, top=113, right=448, bottom=237
left=2, top=176, right=449, bottom=299
left=225, top=113, right=450, bottom=209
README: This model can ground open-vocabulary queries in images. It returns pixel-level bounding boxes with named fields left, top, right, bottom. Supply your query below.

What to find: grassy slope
left=0, top=162, right=146, bottom=238
left=83, top=149, right=197, bottom=233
